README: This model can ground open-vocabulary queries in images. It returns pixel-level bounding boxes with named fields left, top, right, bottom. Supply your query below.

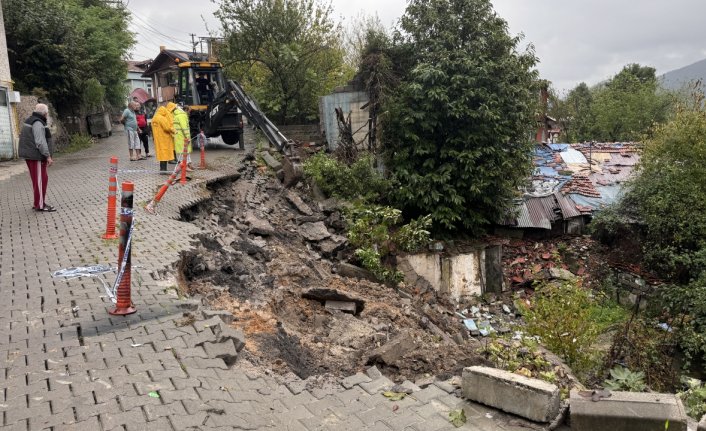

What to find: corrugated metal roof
left=560, top=148, right=588, bottom=165
left=525, top=198, right=555, bottom=229
left=554, top=191, right=582, bottom=219
left=547, top=143, right=570, bottom=151
left=515, top=201, right=551, bottom=229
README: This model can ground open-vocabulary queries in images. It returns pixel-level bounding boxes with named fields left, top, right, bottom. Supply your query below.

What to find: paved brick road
left=0, top=131, right=551, bottom=430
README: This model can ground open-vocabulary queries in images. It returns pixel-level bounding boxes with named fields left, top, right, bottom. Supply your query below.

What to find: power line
left=129, top=19, right=191, bottom=49
left=130, top=12, right=192, bottom=47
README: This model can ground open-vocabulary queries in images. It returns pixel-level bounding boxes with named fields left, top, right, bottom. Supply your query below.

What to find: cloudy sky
left=127, top=0, right=706, bottom=91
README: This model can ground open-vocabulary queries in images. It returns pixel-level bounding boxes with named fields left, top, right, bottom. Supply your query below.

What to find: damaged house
left=498, top=142, right=641, bottom=237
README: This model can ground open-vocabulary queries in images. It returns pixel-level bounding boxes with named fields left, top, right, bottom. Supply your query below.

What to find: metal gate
left=0, top=88, right=14, bottom=160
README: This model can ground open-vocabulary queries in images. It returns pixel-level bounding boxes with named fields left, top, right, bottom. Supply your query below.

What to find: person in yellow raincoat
left=151, top=106, right=175, bottom=174
left=167, top=102, right=193, bottom=172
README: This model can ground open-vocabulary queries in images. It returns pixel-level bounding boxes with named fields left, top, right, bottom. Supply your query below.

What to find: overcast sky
left=127, top=0, right=706, bottom=92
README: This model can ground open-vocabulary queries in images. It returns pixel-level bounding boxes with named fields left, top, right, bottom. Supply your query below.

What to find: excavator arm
left=206, top=80, right=291, bottom=153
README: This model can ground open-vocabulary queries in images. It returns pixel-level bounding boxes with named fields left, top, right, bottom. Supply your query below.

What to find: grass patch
left=58, top=133, right=94, bottom=155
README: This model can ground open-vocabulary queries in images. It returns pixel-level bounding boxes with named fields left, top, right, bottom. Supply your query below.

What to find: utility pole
left=190, top=33, right=197, bottom=58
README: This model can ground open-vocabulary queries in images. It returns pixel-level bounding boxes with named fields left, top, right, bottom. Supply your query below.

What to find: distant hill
left=661, top=58, right=706, bottom=91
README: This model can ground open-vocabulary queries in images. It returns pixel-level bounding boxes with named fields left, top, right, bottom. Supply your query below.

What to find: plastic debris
left=148, top=391, right=160, bottom=398
left=382, top=391, right=407, bottom=401
left=463, top=319, right=478, bottom=331
left=478, top=320, right=495, bottom=337
left=657, top=323, right=673, bottom=332
left=502, top=304, right=512, bottom=314
left=131, top=343, right=143, bottom=347
left=449, top=409, right=467, bottom=427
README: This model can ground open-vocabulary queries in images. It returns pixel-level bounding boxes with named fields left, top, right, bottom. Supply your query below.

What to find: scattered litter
left=382, top=391, right=407, bottom=401
left=131, top=343, right=143, bottom=347
left=657, top=323, right=673, bottom=332
left=477, top=321, right=495, bottom=337
left=55, top=380, right=71, bottom=385
left=148, top=391, right=160, bottom=398
left=470, top=306, right=480, bottom=315
left=51, top=265, right=114, bottom=279
left=449, top=409, right=467, bottom=427
left=485, top=412, right=493, bottom=419
left=463, top=319, right=478, bottom=331
left=455, top=312, right=467, bottom=319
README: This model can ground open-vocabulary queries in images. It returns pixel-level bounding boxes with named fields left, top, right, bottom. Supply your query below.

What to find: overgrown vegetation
left=603, top=366, right=647, bottom=392
left=592, top=89, right=706, bottom=378
left=481, top=336, right=557, bottom=385
left=346, top=204, right=431, bottom=282
left=60, top=134, right=94, bottom=154
left=302, top=152, right=389, bottom=202
left=680, top=378, right=706, bottom=420
left=549, top=63, right=674, bottom=142
left=3, top=0, right=134, bottom=115
left=381, top=0, right=538, bottom=235
left=215, top=0, right=351, bottom=124
left=520, top=280, right=628, bottom=378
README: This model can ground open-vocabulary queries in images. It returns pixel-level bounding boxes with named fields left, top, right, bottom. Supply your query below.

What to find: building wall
left=0, top=0, right=19, bottom=158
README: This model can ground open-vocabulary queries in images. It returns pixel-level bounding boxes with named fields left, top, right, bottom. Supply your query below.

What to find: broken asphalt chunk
left=299, top=221, right=331, bottom=241
left=302, top=288, right=365, bottom=314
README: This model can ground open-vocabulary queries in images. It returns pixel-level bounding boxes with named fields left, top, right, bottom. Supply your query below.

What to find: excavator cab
left=175, top=61, right=243, bottom=146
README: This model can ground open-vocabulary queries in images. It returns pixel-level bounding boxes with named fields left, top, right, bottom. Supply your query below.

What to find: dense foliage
left=381, top=0, right=538, bottom=234
left=302, top=152, right=390, bottom=202
left=214, top=0, right=351, bottom=124
left=550, top=64, right=674, bottom=142
left=593, top=92, right=706, bottom=377
left=3, top=0, right=134, bottom=113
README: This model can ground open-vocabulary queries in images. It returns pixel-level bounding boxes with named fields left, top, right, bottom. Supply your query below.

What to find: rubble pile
left=178, top=156, right=490, bottom=385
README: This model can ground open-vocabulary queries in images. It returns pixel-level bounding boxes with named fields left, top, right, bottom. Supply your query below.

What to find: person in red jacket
left=134, top=103, right=151, bottom=157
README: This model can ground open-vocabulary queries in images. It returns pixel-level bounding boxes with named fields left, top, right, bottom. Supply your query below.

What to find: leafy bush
left=346, top=204, right=431, bottom=283
left=603, top=366, right=647, bottom=392
left=607, top=318, right=679, bottom=392
left=521, top=281, right=601, bottom=374
left=302, top=152, right=390, bottom=202
left=481, top=336, right=557, bottom=385
left=679, top=378, right=706, bottom=420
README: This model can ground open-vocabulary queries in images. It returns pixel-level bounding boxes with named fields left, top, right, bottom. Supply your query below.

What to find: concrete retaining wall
left=569, top=389, right=687, bottom=431
left=462, top=366, right=560, bottom=423
left=398, top=246, right=502, bottom=302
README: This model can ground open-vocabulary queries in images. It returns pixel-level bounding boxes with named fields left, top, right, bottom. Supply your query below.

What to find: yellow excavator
left=173, top=60, right=289, bottom=152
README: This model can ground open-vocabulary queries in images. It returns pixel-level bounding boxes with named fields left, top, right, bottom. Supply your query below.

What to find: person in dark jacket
left=18, top=103, right=55, bottom=212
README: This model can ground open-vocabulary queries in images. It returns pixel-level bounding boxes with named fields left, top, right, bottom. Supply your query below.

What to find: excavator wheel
left=221, top=130, right=241, bottom=146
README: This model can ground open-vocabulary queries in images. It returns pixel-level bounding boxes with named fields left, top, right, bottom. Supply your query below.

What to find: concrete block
left=570, top=390, right=687, bottom=431
left=699, top=414, right=706, bottom=431
left=261, top=151, right=282, bottom=171
left=462, top=366, right=560, bottom=423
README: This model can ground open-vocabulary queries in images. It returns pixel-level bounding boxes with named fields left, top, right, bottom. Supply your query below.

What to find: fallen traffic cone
left=109, top=181, right=136, bottom=316
left=144, top=163, right=182, bottom=215
left=101, top=156, right=120, bottom=239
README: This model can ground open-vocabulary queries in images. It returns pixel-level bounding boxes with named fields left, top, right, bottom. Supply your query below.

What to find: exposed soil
left=178, top=156, right=492, bottom=384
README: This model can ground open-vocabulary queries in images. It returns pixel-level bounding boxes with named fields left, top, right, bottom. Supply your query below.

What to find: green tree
left=214, top=0, right=350, bottom=124
left=381, top=0, right=538, bottom=234
left=565, top=82, right=595, bottom=141
left=3, top=0, right=133, bottom=114
left=591, top=64, right=673, bottom=141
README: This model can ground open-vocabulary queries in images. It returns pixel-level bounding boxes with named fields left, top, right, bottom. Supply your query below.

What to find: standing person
left=120, top=101, right=143, bottom=161
left=134, top=102, right=151, bottom=157
left=18, top=103, right=55, bottom=212
left=168, top=103, right=194, bottom=172
left=151, top=106, right=175, bottom=174
left=165, top=102, right=178, bottom=164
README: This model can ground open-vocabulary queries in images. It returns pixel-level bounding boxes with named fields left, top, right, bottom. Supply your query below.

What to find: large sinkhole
left=176, top=163, right=488, bottom=382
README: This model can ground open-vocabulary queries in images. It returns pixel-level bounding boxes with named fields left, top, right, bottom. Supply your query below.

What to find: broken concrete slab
left=336, top=262, right=377, bottom=282
left=299, top=221, right=331, bottom=241
left=462, top=366, right=560, bottom=423
left=317, top=235, right=347, bottom=256
left=214, top=324, right=246, bottom=352
left=261, top=151, right=282, bottom=171
left=366, top=330, right=417, bottom=366
left=286, top=190, right=314, bottom=216
left=325, top=300, right=357, bottom=314
left=201, top=309, right=235, bottom=324
left=244, top=212, right=276, bottom=236
left=548, top=267, right=577, bottom=281
left=202, top=339, right=239, bottom=367
left=302, top=288, right=365, bottom=313
left=569, top=389, right=687, bottom=431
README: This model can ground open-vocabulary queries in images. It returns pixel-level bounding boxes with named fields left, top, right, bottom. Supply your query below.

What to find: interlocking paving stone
left=0, top=131, right=524, bottom=431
